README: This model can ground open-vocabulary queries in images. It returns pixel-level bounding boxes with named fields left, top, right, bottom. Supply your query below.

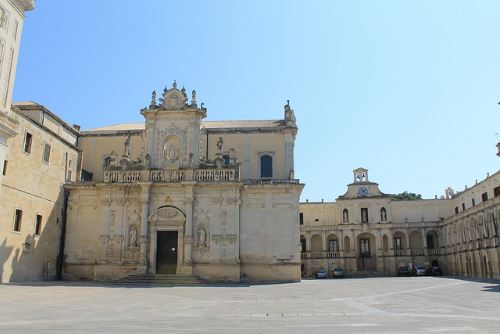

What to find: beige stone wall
left=0, top=111, right=79, bottom=282
left=78, top=132, right=143, bottom=181
left=63, top=181, right=303, bottom=283
left=240, top=183, right=303, bottom=281
left=201, top=131, right=290, bottom=180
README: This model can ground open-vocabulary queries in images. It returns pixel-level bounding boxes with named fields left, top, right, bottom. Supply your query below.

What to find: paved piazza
left=1, top=277, right=500, bottom=333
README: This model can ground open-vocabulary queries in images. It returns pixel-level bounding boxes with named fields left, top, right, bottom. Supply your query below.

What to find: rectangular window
left=462, top=203, right=465, bottom=211
left=67, top=169, right=72, bottom=181
left=361, top=208, right=369, bottom=223
left=481, top=192, right=488, bottom=202
left=455, top=207, right=459, bottom=214
left=34, top=215, right=42, bottom=236
left=42, top=143, right=51, bottom=163
left=472, top=198, right=475, bottom=206
left=360, top=239, right=370, bottom=256
left=495, top=186, right=500, bottom=198
left=23, top=132, right=32, bottom=154
left=13, top=209, right=22, bottom=232
left=2, top=160, right=7, bottom=175
left=328, top=240, right=338, bottom=252
left=299, top=212, right=303, bottom=225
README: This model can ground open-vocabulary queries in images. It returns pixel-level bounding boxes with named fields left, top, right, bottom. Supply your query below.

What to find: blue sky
left=14, top=0, right=500, bottom=201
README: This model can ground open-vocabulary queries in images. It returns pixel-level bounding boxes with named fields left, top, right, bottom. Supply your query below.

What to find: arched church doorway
left=148, top=205, right=186, bottom=275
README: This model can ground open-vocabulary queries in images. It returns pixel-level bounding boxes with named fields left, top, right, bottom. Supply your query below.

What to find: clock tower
left=337, top=167, right=384, bottom=199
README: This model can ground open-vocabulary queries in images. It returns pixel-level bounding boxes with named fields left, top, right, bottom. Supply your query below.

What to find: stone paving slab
left=1, top=277, right=500, bottom=333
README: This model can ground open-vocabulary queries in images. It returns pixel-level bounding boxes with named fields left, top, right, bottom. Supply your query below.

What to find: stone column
left=284, top=131, right=294, bottom=179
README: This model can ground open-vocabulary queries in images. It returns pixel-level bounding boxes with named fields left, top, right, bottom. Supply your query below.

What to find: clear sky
left=13, top=0, right=500, bottom=201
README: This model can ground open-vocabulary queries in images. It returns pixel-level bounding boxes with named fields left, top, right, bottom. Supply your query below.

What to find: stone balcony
left=104, top=167, right=240, bottom=183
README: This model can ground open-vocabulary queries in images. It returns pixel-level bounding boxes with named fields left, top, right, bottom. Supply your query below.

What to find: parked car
left=316, top=268, right=328, bottom=279
left=332, top=267, right=345, bottom=278
left=415, top=265, right=427, bottom=276
left=398, top=266, right=410, bottom=276
left=430, top=266, right=442, bottom=276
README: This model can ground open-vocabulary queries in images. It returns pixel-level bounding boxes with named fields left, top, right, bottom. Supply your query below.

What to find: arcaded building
left=63, top=83, right=304, bottom=282
left=299, top=167, right=500, bottom=279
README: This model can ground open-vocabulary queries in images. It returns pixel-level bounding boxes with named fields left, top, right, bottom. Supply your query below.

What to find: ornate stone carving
left=212, top=230, right=237, bottom=247
left=157, top=207, right=179, bottom=219
left=163, top=136, right=180, bottom=163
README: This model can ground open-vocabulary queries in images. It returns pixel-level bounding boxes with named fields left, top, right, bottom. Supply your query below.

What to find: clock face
left=358, top=187, right=368, bottom=197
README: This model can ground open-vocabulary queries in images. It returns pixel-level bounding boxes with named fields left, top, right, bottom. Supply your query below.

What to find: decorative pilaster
left=98, top=196, right=112, bottom=264
left=139, top=184, right=151, bottom=266
left=183, top=186, right=194, bottom=265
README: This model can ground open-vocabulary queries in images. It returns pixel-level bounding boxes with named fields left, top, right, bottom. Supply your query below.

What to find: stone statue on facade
left=129, top=226, right=138, bottom=248
left=197, top=226, right=207, bottom=247
left=217, top=137, right=223, bottom=152
left=191, top=90, right=197, bottom=106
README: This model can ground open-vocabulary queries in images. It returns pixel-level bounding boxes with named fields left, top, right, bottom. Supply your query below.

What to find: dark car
left=430, top=266, right=442, bottom=276
left=398, top=266, right=410, bottom=276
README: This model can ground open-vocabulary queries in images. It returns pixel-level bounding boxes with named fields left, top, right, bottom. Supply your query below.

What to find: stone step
left=108, top=274, right=208, bottom=286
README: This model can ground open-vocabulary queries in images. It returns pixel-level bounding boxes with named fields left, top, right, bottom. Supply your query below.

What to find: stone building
left=299, top=167, right=500, bottom=279
left=0, top=102, right=80, bottom=282
left=63, top=83, right=304, bottom=282
left=0, top=0, right=34, bottom=188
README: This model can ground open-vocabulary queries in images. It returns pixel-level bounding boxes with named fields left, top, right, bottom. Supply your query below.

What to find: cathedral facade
left=63, top=83, right=304, bottom=282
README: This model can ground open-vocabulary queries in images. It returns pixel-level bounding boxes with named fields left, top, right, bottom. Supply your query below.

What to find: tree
left=389, top=191, right=422, bottom=201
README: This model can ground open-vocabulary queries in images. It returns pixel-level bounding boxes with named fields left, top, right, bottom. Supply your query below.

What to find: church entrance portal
left=156, top=231, right=178, bottom=274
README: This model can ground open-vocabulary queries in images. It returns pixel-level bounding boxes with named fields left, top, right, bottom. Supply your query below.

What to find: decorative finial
left=192, top=90, right=197, bottom=105
left=172, top=80, right=177, bottom=89
left=284, top=99, right=291, bottom=111
left=150, top=90, right=157, bottom=108
left=181, top=86, right=186, bottom=94
left=163, top=86, right=168, bottom=93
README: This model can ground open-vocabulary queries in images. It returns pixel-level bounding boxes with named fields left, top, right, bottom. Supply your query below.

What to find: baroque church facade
left=64, top=83, right=304, bottom=282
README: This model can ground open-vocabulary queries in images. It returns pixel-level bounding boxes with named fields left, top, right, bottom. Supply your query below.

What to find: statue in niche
left=381, top=209, right=387, bottom=222
left=129, top=225, right=138, bottom=248
left=197, top=226, right=207, bottom=247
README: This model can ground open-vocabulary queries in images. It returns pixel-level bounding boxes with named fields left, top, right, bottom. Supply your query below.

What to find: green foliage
left=389, top=191, right=422, bottom=201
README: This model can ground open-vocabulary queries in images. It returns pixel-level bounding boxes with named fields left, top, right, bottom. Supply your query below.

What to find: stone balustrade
left=394, top=249, right=406, bottom=256
left=428, top=248, right=441, bottom=256
left=301, top=251, right=340, bottom=259
left=410, top=249, right=424, bottom=256
left=104, top=167, right=240, bottom=183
